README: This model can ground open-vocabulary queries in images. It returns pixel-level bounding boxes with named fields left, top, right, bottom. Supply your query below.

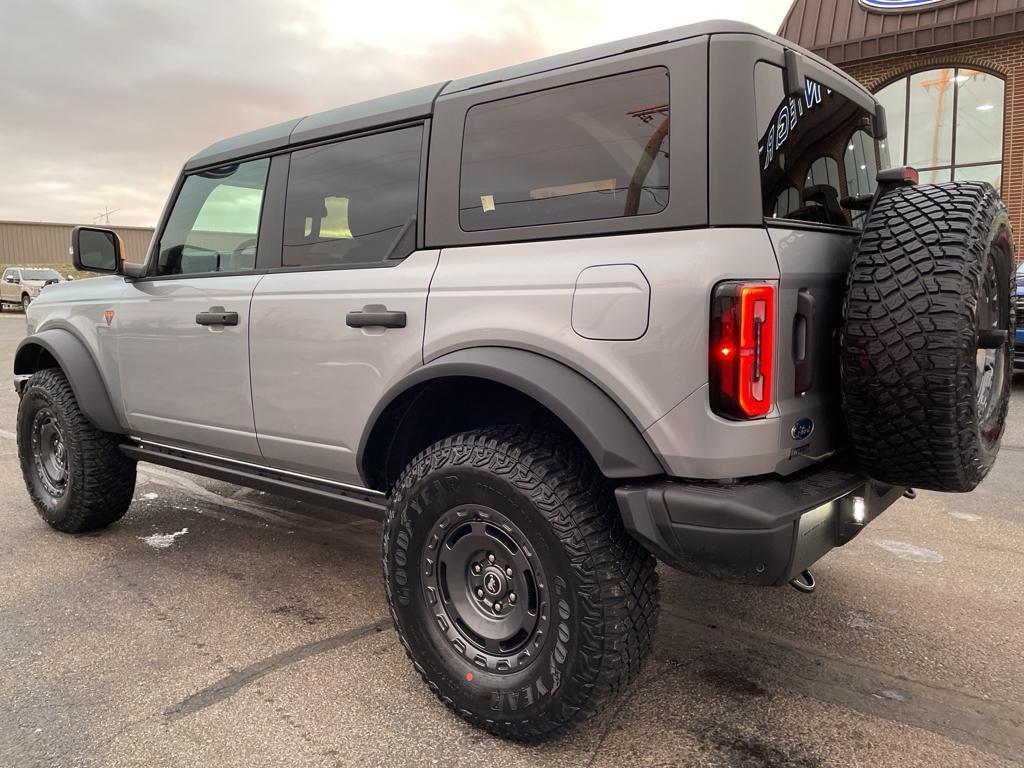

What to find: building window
left=875, top=68, right=1004, bottom=190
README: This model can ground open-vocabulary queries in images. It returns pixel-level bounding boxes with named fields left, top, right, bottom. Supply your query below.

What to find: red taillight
left=710, top=282, right=776, bottom=419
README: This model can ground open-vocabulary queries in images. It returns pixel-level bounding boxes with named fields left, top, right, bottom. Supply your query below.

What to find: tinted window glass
left=756, top=63, right=888, bottom=230
left=157, top=159, right=269, bottom=276
left=459, top=68, right=670, bottom=231
left=283, top=126, right=422, bottom=268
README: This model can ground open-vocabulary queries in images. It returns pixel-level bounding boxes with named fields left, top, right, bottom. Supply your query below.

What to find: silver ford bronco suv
left=13, top=21, right=1016, bottom=741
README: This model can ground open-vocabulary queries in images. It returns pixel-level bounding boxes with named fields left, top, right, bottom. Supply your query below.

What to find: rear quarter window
left=459, top=67, right=670, bottom=232
left=755, top=63, right=889, bottom=230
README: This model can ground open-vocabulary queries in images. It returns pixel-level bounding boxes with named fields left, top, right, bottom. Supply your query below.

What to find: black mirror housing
left=71, top=226, right=124, bottom=274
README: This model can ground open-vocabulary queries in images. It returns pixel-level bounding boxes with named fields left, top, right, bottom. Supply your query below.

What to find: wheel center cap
left=482, top=568, right=505, bottom=596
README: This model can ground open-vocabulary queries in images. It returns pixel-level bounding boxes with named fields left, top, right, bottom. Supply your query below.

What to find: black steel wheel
left=30, top=406, right=68, bottom=498
left=383, top=427, right=658, bottom=741
left=18, top=368, right=136, bottom=532
left=424, top=505, right=550, bottom=673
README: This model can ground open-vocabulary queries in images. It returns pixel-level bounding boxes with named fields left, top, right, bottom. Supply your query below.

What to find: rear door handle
left=196, top=307, right=239, bottom=326
left=346, top=307, right=406, bottom=329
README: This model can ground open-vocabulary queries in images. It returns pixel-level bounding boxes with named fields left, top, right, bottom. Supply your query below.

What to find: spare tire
left=841, top=181, right=1015, bottom=492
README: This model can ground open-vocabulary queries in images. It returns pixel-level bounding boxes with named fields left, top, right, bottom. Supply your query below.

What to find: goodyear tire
left=382, top=427, right=658, bottom=741
left=842, top=182, right=1015, bottom=492
left=17, top=368, right=136, bottom=532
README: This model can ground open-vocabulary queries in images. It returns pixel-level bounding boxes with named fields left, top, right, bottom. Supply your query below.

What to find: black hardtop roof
left=184, top=19, right=854, bottom=171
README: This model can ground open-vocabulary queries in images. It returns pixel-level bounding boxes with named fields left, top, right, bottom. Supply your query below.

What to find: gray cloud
left=0, top=0, right=788, bottom=226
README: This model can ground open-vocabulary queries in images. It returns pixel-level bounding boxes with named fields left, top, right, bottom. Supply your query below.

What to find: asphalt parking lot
left=0, top=311, right=1022, bottom=768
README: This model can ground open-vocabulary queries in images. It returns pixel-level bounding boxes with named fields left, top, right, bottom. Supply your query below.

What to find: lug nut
left=476, top=588, right=484, bottom=599
left=505, top=567, right=513, bottom=577
left=472, top=563, right=482, bottom=574
left=487, top=553, right=495, bottom=563
left=508, top=592, right=517, bottom=604
left=493, top=602, right=502, bottom=613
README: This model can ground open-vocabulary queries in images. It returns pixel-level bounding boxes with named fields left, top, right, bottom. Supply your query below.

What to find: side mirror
left=72, top=226, right=123, bottom=274
left=4, top=276, right=17, bottom=284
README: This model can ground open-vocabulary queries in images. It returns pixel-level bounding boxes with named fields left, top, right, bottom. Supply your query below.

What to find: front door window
left=157, top=158, right=270, bottom=276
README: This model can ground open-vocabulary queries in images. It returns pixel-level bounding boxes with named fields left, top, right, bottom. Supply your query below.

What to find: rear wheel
left=382, top=427, right=658, bottom=741
left=17, top=368, right=136, bottom=532
left=842, top=182, right=1015, bottom=492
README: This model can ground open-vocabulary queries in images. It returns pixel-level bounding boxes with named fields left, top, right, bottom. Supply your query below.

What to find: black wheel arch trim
left=357, top=346, right=666, bottom=487
left=14, top=329, right=125, bottom=434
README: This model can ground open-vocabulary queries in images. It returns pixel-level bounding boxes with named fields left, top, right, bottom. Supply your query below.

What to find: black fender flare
left=14, top=329, right=124, bottom=434
left=357, top=347, right=665, bottom=482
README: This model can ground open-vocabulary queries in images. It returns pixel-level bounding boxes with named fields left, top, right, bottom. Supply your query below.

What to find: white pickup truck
left=1, top=267, right=62, bottom=312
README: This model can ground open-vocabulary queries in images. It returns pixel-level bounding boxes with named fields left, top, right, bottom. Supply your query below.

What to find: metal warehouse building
left=0, top=220, right=154, bottom=267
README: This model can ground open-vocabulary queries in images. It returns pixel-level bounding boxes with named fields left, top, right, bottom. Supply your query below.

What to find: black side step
left=120, top=443, right=386, bottom=521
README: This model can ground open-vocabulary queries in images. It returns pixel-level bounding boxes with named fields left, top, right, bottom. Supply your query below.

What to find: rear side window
left=282, top=126, right=422, bottom=268
left=459, top=68, right=670, bottom=232
left=157, top=158, right=269, bottom=276
left=755, top=63, right=889, bottom=230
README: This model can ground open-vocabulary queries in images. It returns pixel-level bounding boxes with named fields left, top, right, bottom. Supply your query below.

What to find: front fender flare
left=14, top=329, right=124, bottom=434
left=358, top=347, right=665, bottom=482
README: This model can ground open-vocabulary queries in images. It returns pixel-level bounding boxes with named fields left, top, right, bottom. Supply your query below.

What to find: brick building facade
left=780, top=0, right=1024, bottom=252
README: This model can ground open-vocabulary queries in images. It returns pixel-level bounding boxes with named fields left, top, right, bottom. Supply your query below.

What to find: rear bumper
left=615, top=458, right=905, bottom=586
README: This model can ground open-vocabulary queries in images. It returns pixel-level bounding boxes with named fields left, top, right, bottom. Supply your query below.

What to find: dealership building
left=780, top=0, right=1024, bottom=243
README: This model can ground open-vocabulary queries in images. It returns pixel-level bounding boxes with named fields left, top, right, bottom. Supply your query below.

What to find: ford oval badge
left=791, top=418, right=814, bottom=441
left=858, top=0, right=961, bottom=11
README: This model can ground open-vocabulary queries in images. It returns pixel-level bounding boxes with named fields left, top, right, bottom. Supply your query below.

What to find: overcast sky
left=0, top=0, right=791, bottom=227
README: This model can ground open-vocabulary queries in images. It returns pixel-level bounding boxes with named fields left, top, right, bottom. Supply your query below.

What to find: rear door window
left=755, top=63, right=888, bottom=230
left=459, top=67, right=670, bottom=231
left=282, top=126, right=422, bottom=269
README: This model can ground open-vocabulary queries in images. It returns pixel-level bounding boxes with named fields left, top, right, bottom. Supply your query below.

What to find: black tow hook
left=789, top=569, right=815, bottom=594
left=904, top=488, right=917, bottom=500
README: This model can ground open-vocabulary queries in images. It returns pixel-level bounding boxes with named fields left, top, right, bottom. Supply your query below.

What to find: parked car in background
left=1016, top=262, right=1023, bottom=371
left=0, top=267, right=62, bottom=312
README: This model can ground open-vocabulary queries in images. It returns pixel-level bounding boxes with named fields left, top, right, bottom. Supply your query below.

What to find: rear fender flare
left=358, top=347, right=665, bottom=483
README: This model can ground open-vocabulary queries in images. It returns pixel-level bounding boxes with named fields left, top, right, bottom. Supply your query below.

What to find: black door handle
left=346, top=308, right=406, bottom=329
left=793, top=289, right=816, bottom=395
left=196, top=307, right=239, bottom=326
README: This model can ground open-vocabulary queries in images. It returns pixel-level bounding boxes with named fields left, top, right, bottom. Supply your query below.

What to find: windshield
left=21, top=269, right=60, bottom=281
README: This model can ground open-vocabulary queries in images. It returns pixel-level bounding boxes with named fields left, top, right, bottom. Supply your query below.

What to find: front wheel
left=21, top=294, right=30, bottom=311
left=17, top=368, right=136, bottom=532
left=382, top=427, right=658, bottom=741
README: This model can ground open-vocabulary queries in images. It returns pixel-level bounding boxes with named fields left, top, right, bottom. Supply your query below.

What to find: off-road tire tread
left=18, top=368, right=136, bottom=532
left=841, top=181, right=1013, bottom=491
left=382, top=426, right=658, bottom=741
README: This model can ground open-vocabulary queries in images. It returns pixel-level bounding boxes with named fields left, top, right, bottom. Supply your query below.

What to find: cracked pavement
left=0, top=313, right=1022, bottom=767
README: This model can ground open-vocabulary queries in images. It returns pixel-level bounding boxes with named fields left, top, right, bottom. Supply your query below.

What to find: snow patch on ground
left=872, top=539, right=943, bottom=563
left=141, top=492, right=159, bottom=500
left=950, top=511, right=982, bottom=522
left=139, top=528, right=189, bottom=549
left=873, top=688, right=908, bottom=702
left=845, top=610, right=873, bottom=629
